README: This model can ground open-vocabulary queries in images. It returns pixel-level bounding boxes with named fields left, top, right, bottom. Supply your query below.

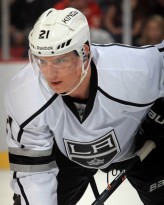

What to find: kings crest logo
left=64, top=130, right=120, bottom=169
left=87, top=158, right=104, bottom=166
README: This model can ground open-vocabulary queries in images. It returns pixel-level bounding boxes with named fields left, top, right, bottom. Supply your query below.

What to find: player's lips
left=50, top=81, right=62, bottom=87
left=52, top=81, right=62, bottom=84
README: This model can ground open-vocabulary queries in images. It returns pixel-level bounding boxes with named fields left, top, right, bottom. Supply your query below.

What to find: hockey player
left=4, top=7, right=164, bottom=205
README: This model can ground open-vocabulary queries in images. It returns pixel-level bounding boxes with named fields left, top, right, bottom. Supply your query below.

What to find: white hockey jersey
left=4, top=43, right=164, bottom=204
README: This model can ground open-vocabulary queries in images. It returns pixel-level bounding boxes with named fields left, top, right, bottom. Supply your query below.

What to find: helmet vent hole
left=61, top=42, right=65, bottom=48
left=66, top=39, right=72, bottom=46
left=57, top=39, right=72, bottom=50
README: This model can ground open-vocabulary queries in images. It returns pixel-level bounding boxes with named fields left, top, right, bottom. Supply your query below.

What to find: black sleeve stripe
left=98, top=86, right=155, bottom=107
left=21, top=93, right=58, bottom=128
left=17, top=93, right=58, bottom=143
left=17, top=178, right=30, bottom=205
left=9, top=145, right=57, bottom=172
left=9, top=153, right=55, bottom=165
left=8, top=116, right=12, bottom=127
left=6, top=116, right=14, bottom=140
left=9, top=143, right=56, bottom=166
left=17, top=129, right=24, bottom=144
left=13, top=171, right=17, bottom=179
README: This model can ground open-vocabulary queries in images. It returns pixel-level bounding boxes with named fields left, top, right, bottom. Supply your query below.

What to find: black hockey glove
left=102, top=98, right=164, bottom=173
left=135, top=97, right=164, bottom=150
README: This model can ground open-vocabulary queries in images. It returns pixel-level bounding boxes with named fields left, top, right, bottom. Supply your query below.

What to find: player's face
left=35, top=51, right=82, bottom=93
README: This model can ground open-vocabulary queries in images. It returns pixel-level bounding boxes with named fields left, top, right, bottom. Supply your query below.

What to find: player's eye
left=53, top=58, right=65, bottom=64
left=38, top=58, right=47, bottom=65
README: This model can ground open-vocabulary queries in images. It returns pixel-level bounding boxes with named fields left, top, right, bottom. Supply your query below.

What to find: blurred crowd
left=0, top=0, right=164, bottom=59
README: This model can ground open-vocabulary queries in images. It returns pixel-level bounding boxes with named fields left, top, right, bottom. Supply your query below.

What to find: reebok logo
left=37, top=46, right=53, bottom=50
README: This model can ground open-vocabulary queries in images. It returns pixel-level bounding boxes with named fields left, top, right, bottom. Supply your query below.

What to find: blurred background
left=0, top=0, right=164, bottom=204
left=0, top=0, right=164, bottom=61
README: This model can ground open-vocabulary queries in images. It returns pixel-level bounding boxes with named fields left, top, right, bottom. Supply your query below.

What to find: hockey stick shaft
left=91, top=140, right=156, bottom=205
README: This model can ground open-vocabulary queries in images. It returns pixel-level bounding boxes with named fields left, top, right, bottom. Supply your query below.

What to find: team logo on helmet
left=62, top=11, right=79, bottom=24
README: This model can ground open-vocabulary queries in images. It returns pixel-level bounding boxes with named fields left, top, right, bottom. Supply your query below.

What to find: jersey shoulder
left=91, top=43, right=162, bottom=104
left=91, top=43, right=161, bottom=69
left=4, top=63, right=47, bottom=124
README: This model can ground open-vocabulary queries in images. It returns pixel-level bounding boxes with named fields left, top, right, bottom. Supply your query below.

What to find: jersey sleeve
left=155, top=40, right=164, bottom=97
left=4, top=89, right=58, bottom=205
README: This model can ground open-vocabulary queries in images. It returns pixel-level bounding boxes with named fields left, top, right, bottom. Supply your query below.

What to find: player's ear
left=81, top=43, right=90, bottom=63
left=83, top=43, right=90, bottom=56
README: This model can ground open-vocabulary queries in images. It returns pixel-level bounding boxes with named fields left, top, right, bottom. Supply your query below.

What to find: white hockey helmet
left=28, top=7, right=90, bottom=57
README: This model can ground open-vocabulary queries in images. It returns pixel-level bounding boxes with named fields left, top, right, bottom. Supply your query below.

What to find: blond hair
left=140, top=15, right=164, bottom=45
